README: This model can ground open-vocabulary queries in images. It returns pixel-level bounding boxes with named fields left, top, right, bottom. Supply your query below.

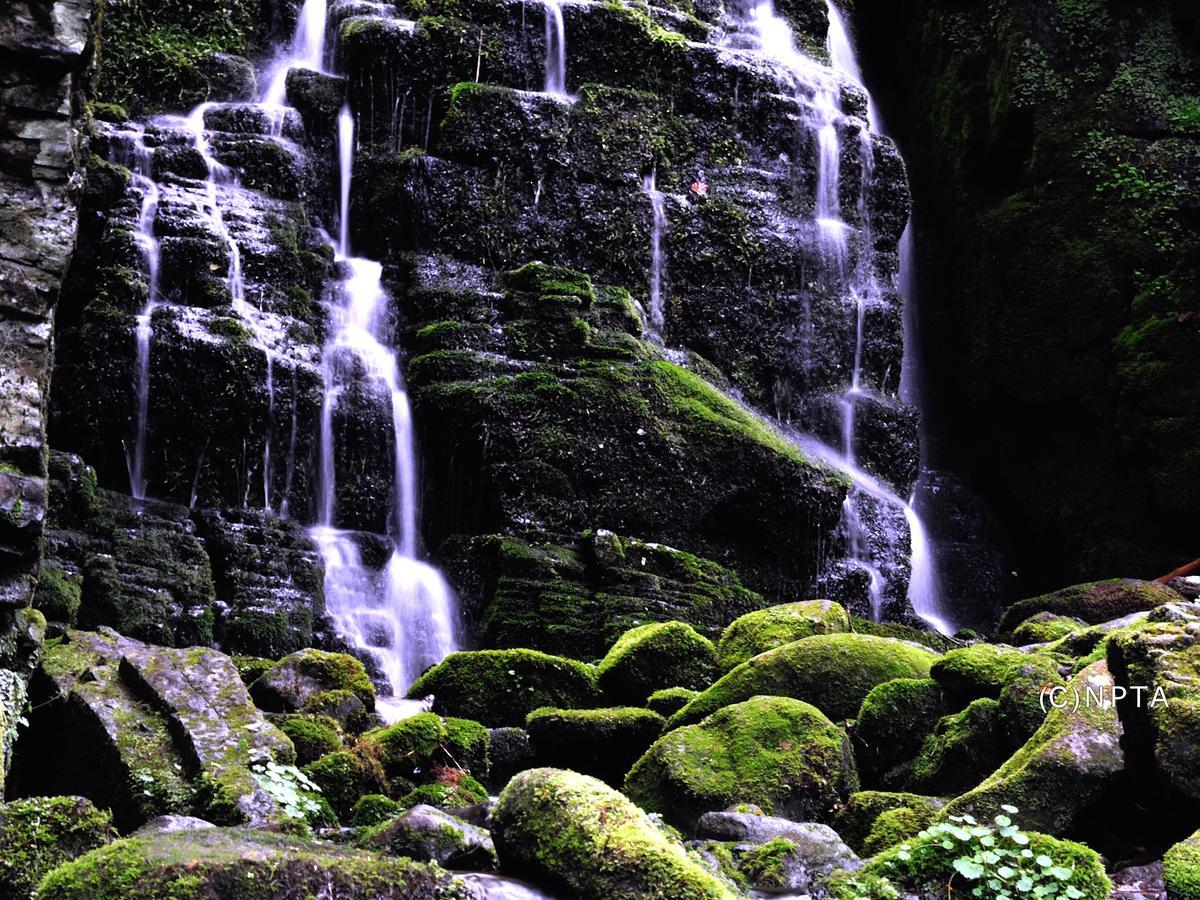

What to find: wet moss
left=301, top=750, right=389, bottom=822
left=997, top=579, right=1182, bottom=634
left=907, top=698, right=1006, bottom=794
left=1165, top=829, right=1200, bottom=900
left=646, top=687, right=699, bottom=717
left=853, top=677, right=945, bottom=788
left=351, top=794, right=403, bottom=827
left=398, top=773, right=489, bottom=809
left=33, top=564, right=82, bottom=626
left=835, top=791, right=946, bottom=855
left=0, top=796, right=113, bottom=898
left=596, top=621, right=719, bottom=704
left=365, top=713, right=490, bottom=785
left=276, top=716, right=343, bottom=766
left=717, top=600, right=851, bottom=670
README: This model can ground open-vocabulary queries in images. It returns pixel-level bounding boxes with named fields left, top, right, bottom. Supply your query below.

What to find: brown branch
left=1155, top=558, right=1200, bottom=584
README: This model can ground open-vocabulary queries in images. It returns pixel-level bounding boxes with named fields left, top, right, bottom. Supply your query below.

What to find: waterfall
left=641, top=170, right=668, bottom=338
left=262, top=0, right=327, bottom=108
left=723, top=0, right=953, bottom=632
left=543, top=0, right=568, bottom=96
left=306, top=97, right=458, bottom=711
left=112, top=127, right=160, bottom=501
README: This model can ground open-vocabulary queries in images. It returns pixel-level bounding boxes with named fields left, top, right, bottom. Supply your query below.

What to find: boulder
left=997, top=579, right=1182, bottom=634
left=625, top=696, right=856, bottom=831
left=365, top=713, right=490, bottom=785
left=350, top=795, right=403, bottom=827
left=668, top=633, right=938, bottom=728
left=0, top=796, right=113, bottom=898
left=272, top=715, right=343, bottom=765
left=736, top=829, right=860, bottom=893
left=359, top=804, right=497, bottom=871
left=852, top=677, right=945, bottom=787
left=484, top=727, right=536, bottom=793
left=301, top=750, right=389, bottom=821
left=1165, top=831, right=1200, bottom=900
left=595, top=621, right=718, bottom=703
left=1010, top=612, right=1086, bottom=645
left=250, top=649, right=376, bottom=714
left=491, top=768, right=737, bottom=899
left=833, top=791, right=946, bottom=854
left=940, top=661, right=1125, bottom=835
left=906, top=698, right=1008, bottom=794
left=14, top=629, right=292, bottom=829
left=716, top=600, right=851, bottom=670
left=929, top=643, right=1043, bottom=707
left=526, top=706, right=665, bottom=786
left=35, top=827, right=465, bottom=898
left=407, top=649, right=601, bottom=727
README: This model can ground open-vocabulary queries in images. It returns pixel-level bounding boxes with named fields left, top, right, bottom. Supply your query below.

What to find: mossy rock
left=940, top=661, right=1124, bottom=835
left=398, top=774, right=489, bottom=811
left=928, top=643, right=1043, bottom=707
left=834, top=791, right=946, bottom=855
left=35, top=827, right=465, bottom=898
left=1010, top=612, right=1087, bottom=645
left=847, top=827, right=1110, bottom=900
left=646, top=687, right=699, bottom=717
left=625, top=695, right=857, bottom=831
left=596, top=621, right=719, bottom=703
left=996, top=654, right=1066, bottom=747
left=526, top=706, right=665, bottom=786
left=33, top=564, right=83, bottom=626
left=365, top=713, right=490, bottom=784
left=351, top=794, right=403, bottom=827
left=852, top=677, right=945, bottom=787
left=407, top=649, right=601, bottom=727
left=861, top=805, right=932, bottom=854
left=491, top=768, right=737, bottom=899
left=358, top=803, right=497, bottom=870
left=233, top=655, right=275, bottom=686
left=1165, top=829, right=1200, bottom=900
left=0, top=796, right=113, bottom=898
left=274, top=715, right=343, bottom=766
left=906, top=698, right=1008, bottom=795
left=668, top=633, right=939, bottom=728
left=997, top=579, right=1182, bottom=634
left=717, top=600, right=850, bottom=669
left=301, top=750, right=389, bottom=822
left=251, top=649, right=376, bottom=713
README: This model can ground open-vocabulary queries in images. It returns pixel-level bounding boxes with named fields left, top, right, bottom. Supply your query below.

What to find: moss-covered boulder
left=1010, top=612, right=1087, bottom=645
left=301, top=750, right=388, bottom=822
left=358, top=804, right=497, bottom=870
left=907, top=698, right=1008, bottom=794
left=668, top=634, right=938, bottom=728
left=407, top=649, right=601, bottom=727
left=596, top=621, right=719, bottom=703
left=997, top=579, right=1182, bottom=634
left=928, top=643, right=1043, bottom=707
left=996, top=654, right=1067, bottom=747
left=398, top=772, right=489, bottom=811
left=852, top=677, right=945, bottom=787
left=839, top=826, right=1110, bottom=900
left=1165, top=829, right=1200, bottom=900
left=1107, top=616, right=1200, bottom=802
left=491, top=768, right=737, bottom=899
left=350, top=794, right=402, bottom=827
left=526, top=706, right=665, bottom=786
left=365, top=713, right=490, bottom=785
left=940, top=661, right=1125, bottom=835
left=625, top=696, right=856, bottom=831
left=0, top=796, right=113, bottom=898
left=273, top=715, right=343, bottom=766
left=860, top=805, right=934, bottom=854
left=716, top=600, right=851, bottom=670
left=36, top=827, right=467, bottom=898
left=834, top=791, right=947, bottom=855
left=250, top=649, right=376, bottom=714
left=646, top=687, right=699, bottom=717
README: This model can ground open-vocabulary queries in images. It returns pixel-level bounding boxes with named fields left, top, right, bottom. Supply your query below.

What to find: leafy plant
left=251, top=761, right=324, bottom=821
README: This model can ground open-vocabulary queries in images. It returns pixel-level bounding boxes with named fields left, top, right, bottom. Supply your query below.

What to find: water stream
left=543, top=0, right=568, bottom=96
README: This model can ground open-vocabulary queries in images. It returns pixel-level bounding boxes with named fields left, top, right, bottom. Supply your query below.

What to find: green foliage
left=351, top=795, right=403, bottom=827
left=251, top=762, right=325, bottom=824
left=276, top=716, right=343, bottom=766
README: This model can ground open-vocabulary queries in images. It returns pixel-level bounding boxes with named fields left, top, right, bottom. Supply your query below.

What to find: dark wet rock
left=359, top=804, right=498, bottom=871
left=1111, top=860, right=1166, bottom=900
left=525, top=706, right=664, bottom=786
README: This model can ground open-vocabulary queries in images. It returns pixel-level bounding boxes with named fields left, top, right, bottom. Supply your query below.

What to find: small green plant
left=251, top=761, right=324, bottom=821
left=893, top=807, right=1086, bottom=899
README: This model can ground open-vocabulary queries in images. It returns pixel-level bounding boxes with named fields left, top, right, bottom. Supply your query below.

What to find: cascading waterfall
left=262, top=0, right=327, bottom=108
left=112, top=126, right=161, bottom=501
left=719, top=0, right=952, bottom=632
left=641, top=170, right=668, bottom=338
left=543, top=0, right=568, bottom=96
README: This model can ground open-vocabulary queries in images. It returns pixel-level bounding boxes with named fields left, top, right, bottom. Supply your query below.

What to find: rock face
left=359, top=804, right=498, bottom=871
left=35, top=827, right=470, bottom=899
left=0, top=0, right=97, bottom=789
left=12, top=629, right=294, bottom=830
left=851, top=0, right=1200, bottom=591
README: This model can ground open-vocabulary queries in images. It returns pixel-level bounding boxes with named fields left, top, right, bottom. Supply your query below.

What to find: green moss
left=669, top=633, right=939, bottom=728
left=717, top=600, right=850, bottom=669
left=33, top=564, right=82, bottom=625
left=596, top=621, right=719, bottom=703
left=853, top=678, right=945, bottom=787
left=301, top=750, right=388, bottom=822
left=232, top=655, right=275, bottom=685
left=1011, top=612, right=1087, bottom=645
left=848, top=617, right=957, bottom=652
left=257, top=649, right=376, bottom=709
left=407, top=649, right=601, bottom=727
left=861, top=807, right=931, bottom=854
left=0, top=796, right=113, bottom=898
left=625, top=695, right=856, bottom=830
left=276, top=716, right=343, bottom=766
left=365, top=713, right=490, bottom=784
left=930, top=643, right=1047, bottom=706
left=997, top=579, right=1182, bottom=633
left=907, top=698, right=1005, bottom=794
left=526, top=706, right=665, bottom=786
left=646, top=687, right=698, bottom=717
left=398, top=773, right=488, bottom=809
left=738, top=838, right=797, bottom=889
left=492, top=768, right=737, bottom=898
left=835, top=791, right=946, bottom=854
left=1165, top=829, right=1200, bottom=899
left=350, top=794, right=403, bottom=827
left=35, top=827, right=467, bottom=898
